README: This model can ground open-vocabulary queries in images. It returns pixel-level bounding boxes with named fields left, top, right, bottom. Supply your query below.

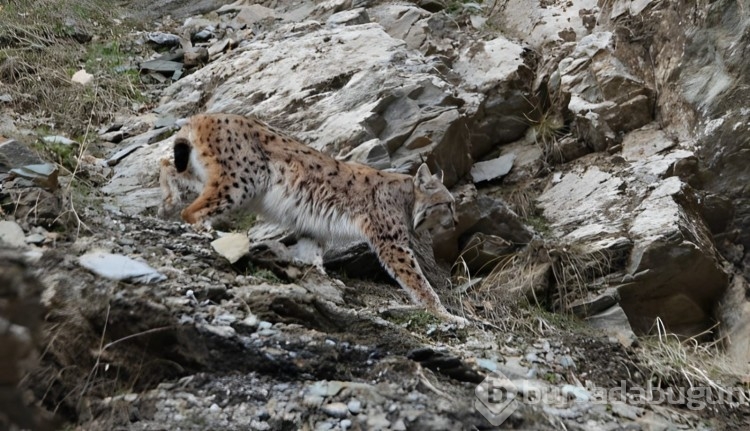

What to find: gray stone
left=336, top=139, right=390, bottom=170
left=79, top=251, right=166, bottom=284
left=0, top=221, right=26, bottom=248
left=227, top=4, right=276, bottom=28
left=0, top=139, right=44, bottom=173
left=139, top=59, right=183, bottom=74
left=347, top=399, right=362, bottom=415
left=586, top=305, right=637, bottom=348
left=621, top=125, right=676, bottom=161
left=147, top=32, right=182, bottom=47
left=568, top=288, right=620, bottom=317
left=321, top=402, right=349, bottom=418
left=9, top=164, right=59, bottom=190
left=106, top=127, right=174, bottom=166
left=621, top=177, right=727, bottom=336
left=470, top=154, right=515, bottom=183
left=183, top=47, right=210, bottom=68
left=326, top=8, right=369, bottom=27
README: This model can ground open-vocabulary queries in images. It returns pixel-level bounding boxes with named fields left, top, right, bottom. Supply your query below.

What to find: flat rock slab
left=621, top=126, right=676, bottom=161
left=79, top=252, right=166, bottom=284
left=0, top=139, right=44, bottom=172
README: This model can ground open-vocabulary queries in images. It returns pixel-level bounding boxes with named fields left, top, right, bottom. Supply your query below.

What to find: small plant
left=387, top=310, right=442, bottom=328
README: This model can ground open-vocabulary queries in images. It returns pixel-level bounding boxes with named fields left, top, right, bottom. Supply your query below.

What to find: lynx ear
left=414, top=163, right=432, bottom=188
left=434, top=168, right=444, bottom=184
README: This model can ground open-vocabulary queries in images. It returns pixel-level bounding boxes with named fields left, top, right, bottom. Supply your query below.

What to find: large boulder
left=537, top=124, right=728, bottom=337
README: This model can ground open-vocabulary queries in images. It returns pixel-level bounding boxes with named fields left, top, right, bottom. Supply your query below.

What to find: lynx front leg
left=372, top=240, right=467, bottom=325
left=181, top=179, right=236, bottom=226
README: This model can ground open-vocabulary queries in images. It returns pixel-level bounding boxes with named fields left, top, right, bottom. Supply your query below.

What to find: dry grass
left=0, top=0, right=144, bottom=136
left=638, top=318, right=750, bottom=405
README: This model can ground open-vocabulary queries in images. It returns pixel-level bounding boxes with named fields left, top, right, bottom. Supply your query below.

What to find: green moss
left=387, top=310, right=442, bottom=328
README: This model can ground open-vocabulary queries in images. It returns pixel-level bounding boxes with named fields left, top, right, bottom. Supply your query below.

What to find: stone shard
left=211, top=233, right=250, bottom=264
left=470, top=154, right=515, bottom=183
left=79, top=252, right=166, bottom=284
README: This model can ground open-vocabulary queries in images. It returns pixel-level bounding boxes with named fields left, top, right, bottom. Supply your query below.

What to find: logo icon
left=475, top=371, right=520, bottom=425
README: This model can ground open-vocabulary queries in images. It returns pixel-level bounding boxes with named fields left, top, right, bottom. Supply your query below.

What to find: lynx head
left=412, top=163, right=457, bottom=235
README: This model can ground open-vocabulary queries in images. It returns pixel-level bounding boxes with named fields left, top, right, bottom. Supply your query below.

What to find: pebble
left=561, top=385, right=590, bottom=402
left=321, top=402, right=349, bottom=418
left=347, top=399, right=362, bottom=414
left=340, top=419, right=352, bottom=430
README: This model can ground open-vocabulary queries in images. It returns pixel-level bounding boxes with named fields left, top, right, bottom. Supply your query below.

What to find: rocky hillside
left=1, top=0, right=749, bottom=429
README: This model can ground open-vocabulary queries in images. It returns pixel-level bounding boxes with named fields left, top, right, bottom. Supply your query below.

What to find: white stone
left=71, top=69, right=94, bottom=85
left=211, top=233, right=251, bottom=264
left=0, top=221, right=26, bottom=248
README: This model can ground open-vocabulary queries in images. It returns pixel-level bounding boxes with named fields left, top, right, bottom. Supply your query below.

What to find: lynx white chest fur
left=159, top=113, right=463, bottom=323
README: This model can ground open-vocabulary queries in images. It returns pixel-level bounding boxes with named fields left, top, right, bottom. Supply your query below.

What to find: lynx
left=159, top=113, right=464, bottom=323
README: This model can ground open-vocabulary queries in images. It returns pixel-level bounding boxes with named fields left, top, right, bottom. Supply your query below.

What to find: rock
left=347, top=399, right=362, bottom=415
left=495, top=0, right=599, bottom=48
left=323, top=242, right=387, bottom=282
left=575, top=110, right=617, bottom=152
left=0, top=221, right=26, bottom=248
left=537, top=166, right=627, bottom=235
left=0, top=251, right=57, bottom=430
left=456, top=185, right=532, bottom=245
left=0, top=139, right=44, bottom=173
left=455, top=36, right=535, bottom=156
left=1, top=187, right=60, bottom=226
left=470, top=154, right=515, bottom=183
left=568, top=288, right=620, bottom=317
left=79, top=251, right=167, bottom=284
left=586, top=305, right=637, bottom=348
left=555, top=135, right=591, bottom=162
left=621, top=177, right=727, bottom=336
left=139, top=59, right=184, bottom=75
left=42, top=135, right=77, bottom=146
left=458, top=233, right=514, bottom=274
left=183, top=47, right=210, bottom=68
left=211, top=233, right=250, bottom=264
left=227, top=4, right=277, bottom=28
left=392, top=109, right=472, bottom=187
left=100, top=130, right=125, bottom=143
left=0, top=94, right=12, bottom=103
left=106, top=127, right=175, bottom=166
left=557, top=31, right=655, bottom=146
left=321, top=402, right=349, bottom=418
left=147, top=31, right=182, bottom=47
left=369, top=5, right=430, bottom=51
left=71, top=69, right=94, bottom=85
left=336, top=139, right=390, bottom=170
left=9, top=163, right=59, bottom=190
left=622, top=127, right=676, bottom=161
left=326, top=8, right=369, bottom=27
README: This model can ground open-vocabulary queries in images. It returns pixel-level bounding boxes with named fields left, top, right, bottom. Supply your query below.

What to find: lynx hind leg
left=158, top=158, right=181, bottom=218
